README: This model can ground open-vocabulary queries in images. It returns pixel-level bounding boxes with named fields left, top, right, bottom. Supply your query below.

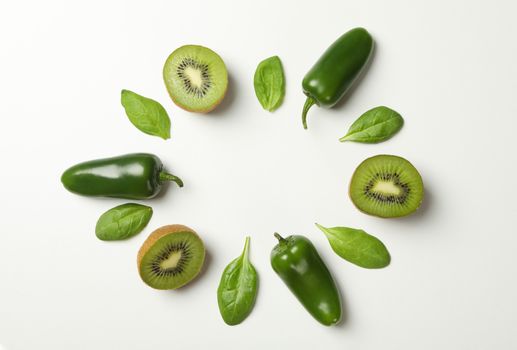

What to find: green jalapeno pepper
left=302, top=27, right=374, bottom=129
left=61, top=153, right=183, bottom=199
left=271, top=233, right=342, bottom=326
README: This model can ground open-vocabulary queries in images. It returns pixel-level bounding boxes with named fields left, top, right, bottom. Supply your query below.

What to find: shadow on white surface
left=207, top=74, right=237, bottom=117
left=396, top=188, right=433, bottom=224
left=333, top=270, right=350, bottom=329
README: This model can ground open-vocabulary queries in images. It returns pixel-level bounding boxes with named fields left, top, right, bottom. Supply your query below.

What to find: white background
left=1, top=0, right=516, bottom=349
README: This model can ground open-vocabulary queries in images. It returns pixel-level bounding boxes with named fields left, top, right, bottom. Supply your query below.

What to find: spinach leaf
left=316, top=223, right=390, bottom=269
left=121, top=89, right=171, bottom=140
left=339, top=106, right=403, bottom=143
left=95, top=203, right=152, bottom=241
left=217, top=236, right=258, bottom=325
left=253, top=56, right=285, bottom=112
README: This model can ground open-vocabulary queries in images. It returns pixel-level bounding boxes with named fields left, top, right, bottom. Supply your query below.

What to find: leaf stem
left=159, top=172, right=184, bottom=187
left=302, top=96, right=316, bottom=130
left=338, top=134, right=350, bottom=142
left=242, top=236, right=251, bottom=260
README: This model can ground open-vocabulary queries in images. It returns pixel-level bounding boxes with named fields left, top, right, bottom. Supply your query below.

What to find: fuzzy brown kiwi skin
left=348, top=155, right=424, bottom=218
left=137, top=224, right=205, bottom=289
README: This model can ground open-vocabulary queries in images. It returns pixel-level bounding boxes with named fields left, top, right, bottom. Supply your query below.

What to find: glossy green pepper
left=271, top=233, right=342, bottom=326
left=61, top=153, right=183, bottom=199
left=302, top=27, right=374, bottom=129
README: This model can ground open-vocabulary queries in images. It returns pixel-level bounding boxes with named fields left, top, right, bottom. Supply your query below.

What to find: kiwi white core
left=185, top=67, right=204, bottom=89
left=160, top=251, right=182, bottom=270
left=372, top=180, right=401, bottom=196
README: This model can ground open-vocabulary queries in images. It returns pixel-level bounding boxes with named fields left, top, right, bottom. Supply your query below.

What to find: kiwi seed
left=176, top=58, right=212, bottom=98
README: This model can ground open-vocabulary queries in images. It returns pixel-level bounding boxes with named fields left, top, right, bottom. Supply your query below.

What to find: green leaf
left=339, top=106, right=403, bottom=143
left=121, top=90, right=171, bottom=140
left=316, top=223, right=390, bottom=269
left=217, top=236, right=258, bottom=325
left=253, top=56, right=285, bottom=112
left=95, top=203, right=153, bottom=241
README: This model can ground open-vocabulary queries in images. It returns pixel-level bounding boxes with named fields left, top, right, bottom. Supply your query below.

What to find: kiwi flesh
left=349, top=155, right=424, bottom=218
left=163, top=45, right=228, bottom=113
left=137, top=225, right=205, bottom=290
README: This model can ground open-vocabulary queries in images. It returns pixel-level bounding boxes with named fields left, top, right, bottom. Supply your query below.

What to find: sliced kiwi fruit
left=163, top=45, right=228, bottom=113
left=349, top=155, right=424, bottom=218
left=137, top=225, right=205, bottom=290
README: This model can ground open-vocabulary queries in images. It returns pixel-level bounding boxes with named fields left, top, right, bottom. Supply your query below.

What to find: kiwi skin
left=163, top=45, right=228, bottom=113
left=137, top=224, right=205, bottom=290
left=349, top=154, right=424, bottom=218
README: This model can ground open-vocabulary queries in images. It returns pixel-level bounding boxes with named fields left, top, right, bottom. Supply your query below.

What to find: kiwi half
left=137, top=225, right=205, bottom=290
left=349, top=155, right=424, bottom=218
left=163, top=45, right=228, bottom=113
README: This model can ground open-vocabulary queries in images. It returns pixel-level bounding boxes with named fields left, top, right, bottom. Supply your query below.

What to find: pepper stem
left=274, top=232, right=286, bottom=242
left=159, top=172, right=184, bottom=187
left=302, top=96, right=316, bottom=130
